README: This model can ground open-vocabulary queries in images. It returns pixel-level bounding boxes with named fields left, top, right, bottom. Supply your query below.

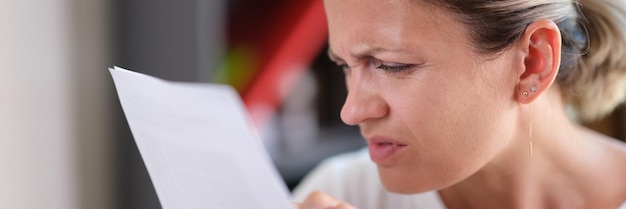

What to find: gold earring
left=529, top=104, right=533, bottom=157
left=529, top=126, right=533, bottom=157
left=523, top=86, right=537, bottom=97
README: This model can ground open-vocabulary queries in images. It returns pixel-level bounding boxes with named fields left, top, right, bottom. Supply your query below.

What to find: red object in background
left=239, top=0, right=328, bottom=128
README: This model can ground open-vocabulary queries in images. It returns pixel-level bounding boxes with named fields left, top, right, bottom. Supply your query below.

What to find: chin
left=382, top=183, right=427, bottom=194
left=377, top=167, right=440, bottom=194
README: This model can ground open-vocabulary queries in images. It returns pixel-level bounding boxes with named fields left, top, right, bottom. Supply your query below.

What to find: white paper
left=109, top=66, right=294, bottom=209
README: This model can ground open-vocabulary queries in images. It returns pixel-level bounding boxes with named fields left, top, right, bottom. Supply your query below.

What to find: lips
left=367, top=138, right=408, bottom=163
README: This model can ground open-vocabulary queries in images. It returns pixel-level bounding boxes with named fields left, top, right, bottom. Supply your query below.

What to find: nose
left=340, top=71, right=389, bottom=126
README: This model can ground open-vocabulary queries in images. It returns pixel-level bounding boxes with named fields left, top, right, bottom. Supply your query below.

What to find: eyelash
left=337, top=63, right=350, bottom=72
left=335, top=62, right=415, bottom=74
left=376, top=63, right=415, bottom=73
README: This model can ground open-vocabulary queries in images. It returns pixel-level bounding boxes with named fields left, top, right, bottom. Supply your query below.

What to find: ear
left=515, top=19, right=562, bottom=104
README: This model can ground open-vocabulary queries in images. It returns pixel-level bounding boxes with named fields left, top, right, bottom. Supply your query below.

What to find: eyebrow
left=327, top=45, right=402, bottom=63
left=327, top=48, right=342, bottom=62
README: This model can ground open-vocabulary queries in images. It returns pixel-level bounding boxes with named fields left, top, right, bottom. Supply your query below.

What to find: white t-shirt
left=292, top=148, right=445, bottom=209
left=292, top=148, right=626, bottom=209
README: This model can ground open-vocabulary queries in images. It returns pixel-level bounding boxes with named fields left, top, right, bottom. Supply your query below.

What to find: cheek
left=428, top=58, right=514, bottom=150
left=380, top=63, right=516, bottom=192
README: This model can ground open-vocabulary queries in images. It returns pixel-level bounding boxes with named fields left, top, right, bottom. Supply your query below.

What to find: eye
left=336, top=63, right=351, bottom=73
left=376, top=63, right=415, bottom=74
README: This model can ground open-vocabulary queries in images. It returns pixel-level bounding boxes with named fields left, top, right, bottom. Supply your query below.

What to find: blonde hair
left=429, top=0, right=626, bottom=122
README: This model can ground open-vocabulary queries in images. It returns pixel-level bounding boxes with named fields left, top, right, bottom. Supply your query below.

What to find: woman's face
left=326, top=0, right=522, bottom=193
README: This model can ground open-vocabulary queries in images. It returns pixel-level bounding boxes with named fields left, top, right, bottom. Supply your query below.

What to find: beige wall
left=0, top=0, right=113, bottom=208
left=0, top=0, right=77, bottom=208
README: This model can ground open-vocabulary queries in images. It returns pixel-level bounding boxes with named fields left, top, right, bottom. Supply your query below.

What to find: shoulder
left=605, top=137, right=626, bottom=172
left=617, top=143, right=626, bottom=209
left=595, top=133, right=626, bottom=208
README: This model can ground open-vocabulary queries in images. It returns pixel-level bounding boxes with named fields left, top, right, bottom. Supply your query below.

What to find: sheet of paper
left=109, top=66, right=294, bottom=209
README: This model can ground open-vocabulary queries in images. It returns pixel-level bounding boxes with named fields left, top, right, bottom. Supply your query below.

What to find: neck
left=439, top=88, right=620, bottom=209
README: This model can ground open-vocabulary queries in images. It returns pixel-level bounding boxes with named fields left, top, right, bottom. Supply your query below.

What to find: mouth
left=368, top=139, right=408, bottom=164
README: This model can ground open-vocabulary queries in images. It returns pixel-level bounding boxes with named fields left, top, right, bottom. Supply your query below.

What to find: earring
left=520, top=86, right=537, bottom=157
left=529, top=123, right=533, bottom=157
left=523, top=86, right=537, bottom=97
left=528, top=103, right=533, bottom=157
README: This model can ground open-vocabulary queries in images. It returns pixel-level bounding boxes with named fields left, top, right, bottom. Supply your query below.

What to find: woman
left=296, top=0, right=626, bottom=208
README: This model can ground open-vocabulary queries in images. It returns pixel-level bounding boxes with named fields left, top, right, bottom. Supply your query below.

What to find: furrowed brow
left=327, top=44, right=402, bottom=62
left=327, top=48, right=343, bottom=63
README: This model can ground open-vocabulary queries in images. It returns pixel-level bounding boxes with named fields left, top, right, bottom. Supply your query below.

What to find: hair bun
left=563, top=0, right=626, bottom=121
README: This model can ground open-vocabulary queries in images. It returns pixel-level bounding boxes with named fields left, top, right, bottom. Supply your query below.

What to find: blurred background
left=1, top=0, right=624, bottom=209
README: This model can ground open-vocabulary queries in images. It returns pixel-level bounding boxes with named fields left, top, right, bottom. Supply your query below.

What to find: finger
left=336, top=202, right=357, bottom=209
left=301, top=191, right=341, bottom=209
left=293, top=202, right=302, bottom=209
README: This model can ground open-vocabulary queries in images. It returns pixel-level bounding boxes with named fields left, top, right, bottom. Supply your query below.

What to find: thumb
left=300, top=191, right=357, bottom=209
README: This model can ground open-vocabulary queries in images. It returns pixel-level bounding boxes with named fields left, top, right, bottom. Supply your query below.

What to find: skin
left=298, top=0, right=626, bottom=208
left=327, top=0, right=521, bottom=194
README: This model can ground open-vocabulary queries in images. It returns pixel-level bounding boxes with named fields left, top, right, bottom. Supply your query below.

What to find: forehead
left=324, top=0, right=420, bottom=38
left=324, top=0, right=470, bottom=59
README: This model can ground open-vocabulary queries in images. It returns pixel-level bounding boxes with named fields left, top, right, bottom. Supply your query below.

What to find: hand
left=294, top=191, right=357, bottom=209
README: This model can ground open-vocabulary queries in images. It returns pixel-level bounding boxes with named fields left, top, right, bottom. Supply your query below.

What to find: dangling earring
left=529, top=103, right=533, bottom=157
left=528, top=86, right=537, bottom=157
